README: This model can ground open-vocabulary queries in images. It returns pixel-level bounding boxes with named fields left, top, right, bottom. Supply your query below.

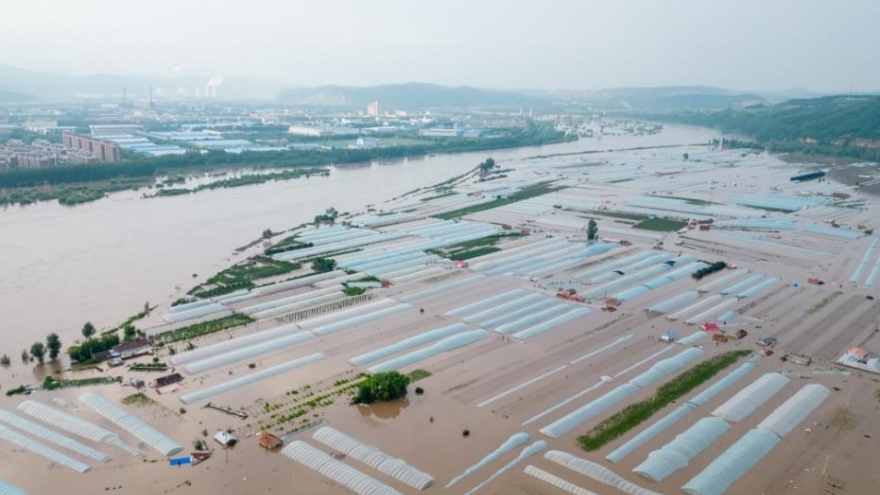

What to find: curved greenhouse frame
left=17, top=400, right=140, bottom=456
left=79, top=393, right=182, bottom=456
left=712, top=373, right=789, bottom=422
left=0, top=408, right=111, bottom=463
left=312, top=427, right=434, bottom=490
left=282, top=440, right=403, bottom=495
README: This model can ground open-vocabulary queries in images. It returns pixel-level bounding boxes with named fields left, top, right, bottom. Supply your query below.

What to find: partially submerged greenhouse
left=79, top=393, right=182, bottom=456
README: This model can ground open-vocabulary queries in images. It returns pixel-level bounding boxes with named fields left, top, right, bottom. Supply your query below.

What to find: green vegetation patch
left=586, top=211, right=649, bottom=222
left=121, top=392, right=157, bottom=406
left=42, top=375, right=123, bottom=391
left=435, top=183, right=563, bottom=220
left=632, top=218, right=688, bottom=232
left=407, top=369, right=432, bottom=382
left=150, top=313, right=254, bottom=345
left=190, top=259, right=301, bottom=298
left=352, top=371, right=410, bottom=404
left=342, top=286, right=367, bottom=296
left=577, top=350, right=752, bottom=451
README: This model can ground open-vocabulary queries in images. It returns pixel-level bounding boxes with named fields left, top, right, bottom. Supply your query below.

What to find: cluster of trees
left=311, top=257, right=337, bottom=273
left=24, top=332, right=62, bottom=365
left=67, top=322, right=120, bottom=363
left=478, top=157, right=497, bottom=173
left=314, top=207, right=339, bottom=224
left=692, top=261, right=727, bottom=280
left=352, top=371, right=411, bottom=404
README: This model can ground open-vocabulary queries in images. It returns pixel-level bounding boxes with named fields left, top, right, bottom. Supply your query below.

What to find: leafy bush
left=415, top=387, right=424, bottom=395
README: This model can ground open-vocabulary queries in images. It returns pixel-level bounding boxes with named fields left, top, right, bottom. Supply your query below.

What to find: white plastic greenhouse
left=183, top=330, right=315, bottom=374
left=648, top=291, right=700, bottom=314
left=446, top=432, right=530, bottom=488
left=478, top=365, right=568, bottom=408
left=684, top=298, right=738, bottom=326
left=282, top=440, right=403, bottom=495
left=523, top=465, right=599, bottom=495
left=170, top=321, right=304, bottom=365
left=298, top=298, right=398, bottom=329
left=720, top=274, right=765, bottom=295
left=400, top=276, right=484, bottom=302
left=311, top=303, right=413, bottom=336
left=79, top=393, right=182, bottom=456
left=0, top=425, right=91, bottom=473
left=463, top=441, right=548, bottom=495
left=0, top=478, right=29, bottom=495
left=311, top=427, right=434, bottom=490
left=677, top=331, right=708, bottom=346
left=0, top=408, right=111, bottom=463
left=349, top=323, right=466, bottom=366
left=633, top=416, right=731, bottom=482
left=696, top=269, right=748, bottom=293
left=17, top=400, right=141, bottom=456
left=712, top=373, right=790, bottom=422
left=667, top=294, right=722, bottom=321
left=446, top=290, right=526, bottom=317
left=629, top=347, right=704, bottom=388
left=512, top=308, right=591, bottom=340
left=681, top=429, right=780, bottom=495
left=540, top=383, right=640, bottom=438
left=544, top=450, right=663, bottom=495
left=367, top=330, right=487, bottom=373
left=462, top=294, right=545, bottom=323
left=736, top=277, right=780, bottom=299
left=251, top=292, right=349, bottom=320
left=605, top=404, right=696, bottom=463
left=494, top=305, right=572, bottom=335
left=756, top=384, right=830, bottom=438
left=688, top=362, right=757, bottom=407
left=163, top=302, right=228, bottom=323
left=180, top=352, right=324, bottom=404
left=480, top=299, right=559, bottom=328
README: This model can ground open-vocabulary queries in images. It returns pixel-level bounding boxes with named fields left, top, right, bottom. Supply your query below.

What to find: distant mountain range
left=0, top=63, right=832, bottom=110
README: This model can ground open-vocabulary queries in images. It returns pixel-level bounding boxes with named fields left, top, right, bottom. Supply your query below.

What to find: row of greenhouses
left=447, top=432, right=530, bottom=488
left=540, top=347, right=704, bottom=438
left=367, top=330, right=488, bottom=373
left=606, top=360, right=757, bottom=463
left=282, top=440, right=403, bottom=495
left=0, top=408, right=111, bottom=463
left=79, top=393, right=182, bottom=456
left=17, top=400, right=141, bottom=456
left=349, top=323, right=467, bottom=367
left=462, top=441, right=548, bottom=495
left=274, top=231, right=406, bottom=262
left=0, top=425, right=91, bottom=473
left=311, top=427, right=435, bottom=490
left=633, top=416, right=731, bottom=482
left=545, top=450, right=663, bottom=495
left=179, top=352, right=324, bottom=405
left=682, top=384, right=830, bottom=495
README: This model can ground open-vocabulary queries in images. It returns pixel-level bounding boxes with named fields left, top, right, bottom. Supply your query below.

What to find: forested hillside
left=655, top=95, right=880, bottom=160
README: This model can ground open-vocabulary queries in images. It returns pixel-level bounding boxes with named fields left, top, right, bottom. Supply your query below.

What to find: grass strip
left=150, top=313, right=254, bottom=345
left=632, top=218, right=688, bottom=232
left=577, top=350, right=752, bottom=451
left=433, top=183, right=562, bottom=220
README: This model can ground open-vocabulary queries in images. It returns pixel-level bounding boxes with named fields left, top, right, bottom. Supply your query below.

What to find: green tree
left=311, top=257, right=336, bottom=273
left=46, top=333, right=62, bottom=361
left=353, top=371, right=411, bottom=404
left=261, top=229, right=273, bottom=239
left=479, top=157, right=496, bottom=173
left=0, top=354, right=10, bottom=366
left=82, top=322, right=96, bottom=340
left=123, top=325, right=137, bottom=342
left=30, top=342, right=46, bottom=364
left=587, top=218, right=599, bottom=242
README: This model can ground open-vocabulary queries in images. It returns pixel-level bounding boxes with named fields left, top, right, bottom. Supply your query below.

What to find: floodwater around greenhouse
left=0, top=125, right=720, bottom=363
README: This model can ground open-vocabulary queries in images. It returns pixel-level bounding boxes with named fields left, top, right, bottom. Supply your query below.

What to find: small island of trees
left=352, top=371, right=411, bottom=404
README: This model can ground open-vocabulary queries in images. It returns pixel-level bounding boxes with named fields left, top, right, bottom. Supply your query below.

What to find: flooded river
left=0, top=125, right=719, bottom=361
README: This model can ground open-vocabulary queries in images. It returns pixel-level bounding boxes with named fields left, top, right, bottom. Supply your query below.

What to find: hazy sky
left=2, top=0, right=879, bottom=92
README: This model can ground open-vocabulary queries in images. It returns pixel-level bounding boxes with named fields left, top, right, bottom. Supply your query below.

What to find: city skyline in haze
left=2, top=0, right=879, bottom=94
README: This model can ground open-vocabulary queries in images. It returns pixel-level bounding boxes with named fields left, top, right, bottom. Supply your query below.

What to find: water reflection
left=357, top=399, right=410, bottom=419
